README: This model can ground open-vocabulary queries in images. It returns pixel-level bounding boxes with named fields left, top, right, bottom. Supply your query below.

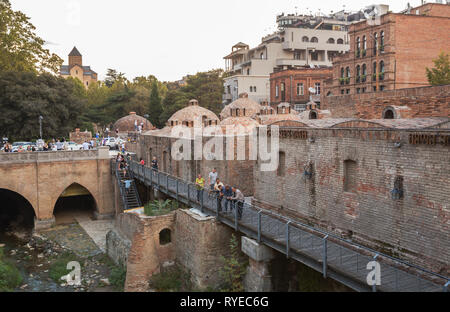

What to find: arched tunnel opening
left=53, top=183, right=97, bottom=225
left=0, top=189, right=36, bottom=236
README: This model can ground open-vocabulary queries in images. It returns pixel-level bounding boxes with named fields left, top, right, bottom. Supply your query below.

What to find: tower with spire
left=60, top=46, right=97, bottom=89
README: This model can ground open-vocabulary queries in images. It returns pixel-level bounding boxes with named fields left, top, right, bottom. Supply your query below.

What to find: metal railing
left=128, top=161, right=449, bottom=292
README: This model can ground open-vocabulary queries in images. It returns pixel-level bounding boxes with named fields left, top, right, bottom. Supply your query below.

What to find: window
left=340, top=68, right=345, bottom=78
left=159, top=229, right=172, bottom=245
left=344, top=160, right=357, bottom=192
left=373, top=86, right=377, bottom=92
left=380, top=85, right=385, bottom=91
left=373, top=33, right=378, bottom=55
left=380, top=31, right=385, bottom=52
left=341, top=89, right=345, bottom=95
left=337, top=38, right=344, bottom=44
left=260, top=52, right=264, bottom=59
left=314, top=83, right=321, bottom=95
left=356, top=65, right=361, bottom=82
left=356, top=88, right=361, bottom=94
left=297, top=83, right=304, bottom=95
left=309, top=111, right=318, bottom=120
left=275, top=85, right=279, bottom=97
left=311, top=37, right=318, bottom=43
left=379, top=61, right=385, bottom=80
left=362, top=64, right=367, bottom=82
left=362, top=35, right=367, bottom=50
left=356, top=37, right=361, bottom=51
left=277, top=151, right=286, bottom=176
left=383, top=108, right=394, bottom=119
left=346, top=89, right=350, bottom=94
left=327, top=38, right=335, bottom=44
left=294, top=51, right=301, bottom=60
left=311, top=52, right=318, bottom=61
left=362, top=87, right=366, bottom=93
left=372, top=62, right=377, bottom=81
left=302, top=36, right=309, bottom=42
left=250, top=86, right=253, bottom=92
left=247, top=68, right=250, bottom=75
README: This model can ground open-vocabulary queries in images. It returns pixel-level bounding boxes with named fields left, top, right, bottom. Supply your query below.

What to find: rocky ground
left=0, top=222, right=125, bottom=292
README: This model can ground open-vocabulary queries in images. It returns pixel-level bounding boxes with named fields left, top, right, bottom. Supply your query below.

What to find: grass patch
left=49, top=252, right=82, bottom=283
left=149, top=266, right=192, bottom=292
left=0, top=247, right=23, bottom=292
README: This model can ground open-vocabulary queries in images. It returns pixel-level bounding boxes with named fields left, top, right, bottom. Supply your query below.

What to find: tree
left=148, top=80, right=163, bottom=128
left=159, top=89, right=192, bottom=125
left=426, top=52, right=450, bottom=86
left=219, top=234, right=248, bottom=292
left=104, top=68, right=127, bottom=88
left=0, top=71, right=85, bottom=141
left=0, top=0, right=62, bottom=74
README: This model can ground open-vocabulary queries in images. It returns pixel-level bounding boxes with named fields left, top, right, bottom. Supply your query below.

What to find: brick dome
left=113, top=112, right=153, bottom=132
left=220, top=93, right=262, bottom=120
left=219, top=116, right=260, bottom=134
left=167, top=99, right=220, bottom=127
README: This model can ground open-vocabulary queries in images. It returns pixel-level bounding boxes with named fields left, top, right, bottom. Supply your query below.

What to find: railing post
left=157, top=171, right=160, bottom=189
left=200, top=189, right=204, bottom=213
left=372, top=254, right=379, bottom=293
left=257, top=210, right=262, bottom=243
left=234, top=201, right=238, bottom=231
left=286, top=221, right=291, bottom=259
left=444, top=281, right=449, bottom=292
left=216, top=193, right=220, bottom=221
left=166, top=173, right=169, bottom=192
left=176, top=179, right=179, bottom=201
left=323, top=235, right=329, bottom=279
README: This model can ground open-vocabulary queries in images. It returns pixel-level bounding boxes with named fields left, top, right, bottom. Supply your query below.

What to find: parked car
left=66, top=141, right=83, bottom=151
left=11, top=142, right=33, bottom=152
left=104, top=137, right=118, bottom=150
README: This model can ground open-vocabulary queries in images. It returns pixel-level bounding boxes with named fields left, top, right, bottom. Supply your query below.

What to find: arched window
left=362, top=64, right=367, bottom=82
left=311, top=37, right=318, bottom=43
left=337, top=38, right=344, bottom=44
left=344, top=160, right=357, bottom=192
left=373, top=33, right=378, bottom=54
left=327, top=38, right=335, bottom=44
left=340, top=68, right=344, bottom=78
left=356, top=65, right=361, bottom=82
left=380, top=31, right=385, bottom=51
left=372, top=62, right=377, bottom=81
left=383, top=108, right=395, bottom=119
left=302, top=36, right=309, bottom=42
left=159, top=228, right=171, bottom=245
left=309, top=111, right=318, bottom=120
left=379, top=61, right=385, bottom=80
left=362, top=35, right=367, bottom=50
left=346, top=67, right=350, bottom=78
left=356, top=37, right=361, bottom=50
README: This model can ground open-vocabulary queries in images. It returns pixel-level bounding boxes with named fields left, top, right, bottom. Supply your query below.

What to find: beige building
left=223, top=12, right=352, bottom=105
left=60, top=47, right=98, bottom=89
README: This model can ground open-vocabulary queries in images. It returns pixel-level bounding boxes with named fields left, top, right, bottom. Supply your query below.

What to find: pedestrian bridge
left=126, top=161, right=449, bottom=292
left=0, top=147, right=115, bottom=229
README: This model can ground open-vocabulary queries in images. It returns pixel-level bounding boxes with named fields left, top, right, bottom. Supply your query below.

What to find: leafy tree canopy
left=426, top=51, right=450, bottom=86
left=0, top=0, right=62, bottom=74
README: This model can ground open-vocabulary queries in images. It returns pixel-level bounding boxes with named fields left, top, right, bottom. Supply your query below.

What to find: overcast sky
left=11, top=0, right=425, bottom=81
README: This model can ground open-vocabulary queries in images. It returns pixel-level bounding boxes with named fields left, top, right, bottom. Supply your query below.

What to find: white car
left=66, top=141, right=83, bottom=151
left=104, top=137, right=118, bottom=149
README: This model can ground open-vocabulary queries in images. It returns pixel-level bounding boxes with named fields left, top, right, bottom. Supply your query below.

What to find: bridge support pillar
left=241, top=236, right=274, bottom=292
left=34, top=217, right=55, bottom=231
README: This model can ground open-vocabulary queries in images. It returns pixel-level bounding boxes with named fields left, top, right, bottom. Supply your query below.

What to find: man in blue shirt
left=222, top=185, right=233, bottom=213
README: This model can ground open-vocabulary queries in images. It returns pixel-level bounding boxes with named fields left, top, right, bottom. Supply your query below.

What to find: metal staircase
left=114, top=161, right=142, bottom=211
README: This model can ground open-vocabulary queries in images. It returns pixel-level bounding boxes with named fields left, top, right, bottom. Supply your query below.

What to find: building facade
left=223, top=12, right=352, bottom=106
left=60, top=47, right=98, bottom=89
left=269, top=67, right=332, bottom=112
left=326, top=2, right=450, bottom=96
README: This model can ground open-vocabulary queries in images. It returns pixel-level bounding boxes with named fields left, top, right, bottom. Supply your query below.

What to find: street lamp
left=39, top=115, right=43, bottom=139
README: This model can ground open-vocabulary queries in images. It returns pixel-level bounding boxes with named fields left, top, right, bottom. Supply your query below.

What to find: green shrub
left=110, top=266, right=127, bottom=291
left=49, top=252, right=81, bottom=283
left=149, top=266, right=192, bottom=292
left=219, top=234, right=248, bottom=292
left=144, top=199, right=177, bottom=216
left=0, top=247, right=23, bottom=292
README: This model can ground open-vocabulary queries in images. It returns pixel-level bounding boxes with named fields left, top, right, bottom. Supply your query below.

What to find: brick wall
left=321, top=84, right=450, bottom=119
left=253, top=127, right=449, bottom=273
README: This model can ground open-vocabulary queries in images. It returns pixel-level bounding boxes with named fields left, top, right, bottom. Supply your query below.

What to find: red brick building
left=326, top=2, right=450, bottom=96
left=270, top=67, right=332, bottom=112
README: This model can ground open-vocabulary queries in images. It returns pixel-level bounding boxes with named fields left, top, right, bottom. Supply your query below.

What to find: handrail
left=127, top=160, right=449, bottom=291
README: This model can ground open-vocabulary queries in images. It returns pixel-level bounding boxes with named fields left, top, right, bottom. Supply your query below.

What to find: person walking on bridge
left=208, top=168, right=218, bottom=193
left=231, top=187, right=244, bottom=220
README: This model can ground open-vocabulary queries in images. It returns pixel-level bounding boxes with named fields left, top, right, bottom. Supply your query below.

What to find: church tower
left=68, top=46, right=82, bottom=67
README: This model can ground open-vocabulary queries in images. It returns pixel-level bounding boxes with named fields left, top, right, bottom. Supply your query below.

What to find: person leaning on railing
left=214, top=178, right=224, bottom=212
left=231, top=187, right=244, bottom=220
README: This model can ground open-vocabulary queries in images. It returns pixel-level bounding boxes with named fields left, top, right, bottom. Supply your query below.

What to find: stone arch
left=51, top=182, right=99, bottom=222
left=159, top=228, right=172, bottom=245
left=309, top=110, right=318, bottom=120
left=0, top=188, right=36, bottom=231
left=383, top=107, right=396, bottom=119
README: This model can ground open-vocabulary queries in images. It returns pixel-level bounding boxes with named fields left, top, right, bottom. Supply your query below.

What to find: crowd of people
left=195, top=168, right=245, bottom=220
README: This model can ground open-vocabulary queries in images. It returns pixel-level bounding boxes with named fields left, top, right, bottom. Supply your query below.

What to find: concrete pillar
left=241, top=236, right=275, bottom=292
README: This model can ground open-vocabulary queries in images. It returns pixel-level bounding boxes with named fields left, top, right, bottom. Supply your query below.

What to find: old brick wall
left=120, top=212, right=176, bottom=292
left=322, top=84, right=450, bottom=119
left=253, top=128, right=449, bottom=273
left=175, top=209, right=235, bottom=289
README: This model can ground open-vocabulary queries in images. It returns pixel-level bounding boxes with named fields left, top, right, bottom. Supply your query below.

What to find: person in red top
left=140, top=158, right=145, bottom=166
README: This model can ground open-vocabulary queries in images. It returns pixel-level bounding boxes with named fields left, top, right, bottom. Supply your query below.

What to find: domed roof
left=113, top=112, right=153, bottom=132
left=167, top=99, right=219, bottom=127
left=220, top=93, right=262, bottom=120
left=220, top=116, right=260, bottom=132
